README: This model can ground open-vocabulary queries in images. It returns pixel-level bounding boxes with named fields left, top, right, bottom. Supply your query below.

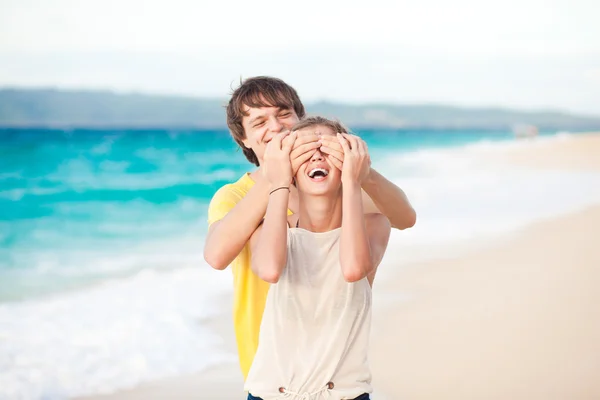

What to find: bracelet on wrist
left=269, top=186, right=290, bottom=195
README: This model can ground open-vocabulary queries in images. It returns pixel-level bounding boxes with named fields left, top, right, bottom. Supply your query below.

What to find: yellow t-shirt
left=207, top=172, right=293, bottom=380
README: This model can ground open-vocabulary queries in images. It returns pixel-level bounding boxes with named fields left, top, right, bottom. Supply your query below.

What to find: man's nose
left=267, top=116, right=284, bottom=132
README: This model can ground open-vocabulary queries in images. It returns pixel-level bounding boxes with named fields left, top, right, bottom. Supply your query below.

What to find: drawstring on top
left=279, top=382, right=334, bottom=399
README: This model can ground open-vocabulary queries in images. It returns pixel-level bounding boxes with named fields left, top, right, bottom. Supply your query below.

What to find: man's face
left=241, top=104, right=300, bottom=164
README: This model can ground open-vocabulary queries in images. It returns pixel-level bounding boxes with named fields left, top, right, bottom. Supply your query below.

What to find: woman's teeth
left=308, top=168, right=329, bottom=178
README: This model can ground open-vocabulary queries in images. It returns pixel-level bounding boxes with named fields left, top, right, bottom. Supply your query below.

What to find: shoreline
left=498, top=131, right=600, bottom=171
left=76, top=292, right=243, bottom=399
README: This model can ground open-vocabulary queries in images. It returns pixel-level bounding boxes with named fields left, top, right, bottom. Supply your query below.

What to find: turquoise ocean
left=2, top=127, right=600, bottom=399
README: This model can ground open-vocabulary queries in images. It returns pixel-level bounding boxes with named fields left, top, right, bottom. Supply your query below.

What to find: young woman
left=244, top=117, right=392, bottom=400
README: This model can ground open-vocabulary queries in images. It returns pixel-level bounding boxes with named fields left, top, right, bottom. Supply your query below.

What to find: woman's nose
left=311, top=149, right=324, bottom=161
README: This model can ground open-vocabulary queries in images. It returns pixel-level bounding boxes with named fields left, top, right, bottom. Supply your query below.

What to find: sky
left=1, top=0, right=599, bottom=115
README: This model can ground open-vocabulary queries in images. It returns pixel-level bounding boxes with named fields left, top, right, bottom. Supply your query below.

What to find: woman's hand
left=262, top=131, right=297, bottom=188
left=318, top=134, right=345, bottom=171
left=337, top=133, right=371, bottom=186
left=290, top=131, right=321, bottom=176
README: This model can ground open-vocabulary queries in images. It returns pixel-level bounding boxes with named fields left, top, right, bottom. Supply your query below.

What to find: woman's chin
left=299, top=185, right=341, bottom=197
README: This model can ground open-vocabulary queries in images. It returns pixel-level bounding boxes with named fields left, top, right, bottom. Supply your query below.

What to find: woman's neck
left=297, top=191, right=343, bottom=233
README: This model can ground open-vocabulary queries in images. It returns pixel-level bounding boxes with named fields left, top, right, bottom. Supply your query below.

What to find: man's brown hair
left=226, top=76, right=306, bottom=166
left=291, top=116, right=350, bottom=136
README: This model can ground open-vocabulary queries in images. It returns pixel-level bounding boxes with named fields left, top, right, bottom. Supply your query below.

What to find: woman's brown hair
left=291, top=116, right=350, bottom=135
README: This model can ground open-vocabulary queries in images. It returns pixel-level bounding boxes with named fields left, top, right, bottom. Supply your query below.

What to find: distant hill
left=0, top=88, right=227, bottom=128
left=1, top=88, right=599, bottom=130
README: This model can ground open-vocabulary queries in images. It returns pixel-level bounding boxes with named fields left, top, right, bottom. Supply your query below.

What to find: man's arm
left=204, top=177, right=270, bottom=270
left=361, top=168, right=416, bottom=230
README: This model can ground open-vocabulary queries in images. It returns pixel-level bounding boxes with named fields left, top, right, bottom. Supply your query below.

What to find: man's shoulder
left=207, top=173, right=255, bottom=226
left=210, top=173, right=254, bottom=203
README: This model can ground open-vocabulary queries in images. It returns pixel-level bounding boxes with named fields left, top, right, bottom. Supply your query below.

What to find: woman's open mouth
left=307, top=167, right=329, bottom=182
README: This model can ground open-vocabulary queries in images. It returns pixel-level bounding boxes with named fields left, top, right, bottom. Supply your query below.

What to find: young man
left=205, top=76, right=416, bottom=381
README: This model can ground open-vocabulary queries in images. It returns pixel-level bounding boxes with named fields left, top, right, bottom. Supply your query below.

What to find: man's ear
left=241, top=137, right=251, bottom=149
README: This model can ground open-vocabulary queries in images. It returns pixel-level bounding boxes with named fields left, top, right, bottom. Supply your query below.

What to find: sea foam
left=0, top=265, right=235, bottom=400
left=379, top=133, right=600, bottom=262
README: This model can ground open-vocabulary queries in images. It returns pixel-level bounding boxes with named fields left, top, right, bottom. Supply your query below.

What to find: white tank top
left=244, top=227, right=373, bottom=400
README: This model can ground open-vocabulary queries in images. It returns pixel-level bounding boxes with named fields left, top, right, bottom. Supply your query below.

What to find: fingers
left=291, top=149, right=318, bottom=173
left=290, top=140, right=321, bottom=159
left=319, top=145, right=344, bottom=165
left=341, top=133, right=370, bottom=158
left=318, top=135, right=344, bottom=151
left=353, top=135, right=367, bottom=155
left=324, top=153, right=343, bottom=171
left=343, top=133, right=360, bottom=153
left=291, top=133, right=319, bottom=151
left=337, top=132, right=351, bottom=152
left=281, top=131, right=297, bottom=153
left=269, top=131, right=286, bottom=151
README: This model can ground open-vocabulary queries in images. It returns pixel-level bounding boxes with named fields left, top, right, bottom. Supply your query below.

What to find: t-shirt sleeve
left=207, top=184, right=243, bottom=227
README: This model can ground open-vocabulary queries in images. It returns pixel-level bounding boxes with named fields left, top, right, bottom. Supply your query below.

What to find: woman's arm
left=340, top=183, right=391, bottom=283
left=249, top=187, right=290, bottom=283
left=248, top=131, right=296, bottom=283
left=340, top=181, right=373, bottom=282
left=337, top=133, right=392, bottom=282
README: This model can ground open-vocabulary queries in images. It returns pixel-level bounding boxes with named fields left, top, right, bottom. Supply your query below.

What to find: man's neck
left=297, top=192, right=343, bottom=233
left=248, top=168, right=262, bottom=181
